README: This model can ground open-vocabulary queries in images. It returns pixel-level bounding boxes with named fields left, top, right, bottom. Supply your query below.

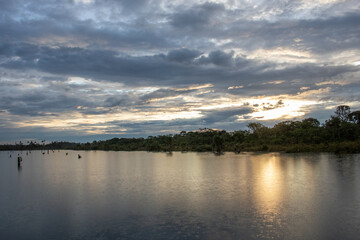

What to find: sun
left=246, top=99, right=318, bottom=121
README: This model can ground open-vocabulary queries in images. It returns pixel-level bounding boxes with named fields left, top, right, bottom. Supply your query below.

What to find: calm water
left=1, top=151, right=360, bottom=240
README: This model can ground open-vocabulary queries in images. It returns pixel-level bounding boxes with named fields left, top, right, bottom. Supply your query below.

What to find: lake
left=0, top=151, right=360, bottom=239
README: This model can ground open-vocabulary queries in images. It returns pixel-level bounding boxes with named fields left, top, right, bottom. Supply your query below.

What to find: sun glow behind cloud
left=6, top=91, right=321, bottom=135
left=74, top=0, right=94, bottom=4
left=249, top=47, right=315, bottom=64
left=248, top=99, right=318, bottom=120
left=10, top=108, right=204, bottom=135
left=0, top=0, right=359, bottom=142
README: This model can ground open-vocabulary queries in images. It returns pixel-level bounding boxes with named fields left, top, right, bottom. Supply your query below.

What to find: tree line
left=1, top=105, right=360, bottom=153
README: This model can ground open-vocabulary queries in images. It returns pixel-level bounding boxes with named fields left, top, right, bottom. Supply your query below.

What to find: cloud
left=1, top=1, right=359, bottom=55
left=140, top=88, right=191, bottom=102
left=166, top=48, right=202, bottom=63
left=104, top=96, right=131, bottom=108
left=197, top=50, right=235, bottom=67
left=93, top=0, right=150, bottom=12
left=201, top=107, right=253, bottom=124
left=2, top=42, right=357, bottom=90
left=1, top=0, right=360, bottom=142
left=170, top=2, right=225, bottom=30
left=0, top=90, right=83, bottom=116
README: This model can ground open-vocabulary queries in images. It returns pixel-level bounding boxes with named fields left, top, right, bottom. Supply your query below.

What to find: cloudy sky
left=1, top=0, right=360, bottom=143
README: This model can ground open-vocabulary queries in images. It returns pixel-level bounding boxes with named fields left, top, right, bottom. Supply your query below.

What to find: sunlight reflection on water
left=0, top=151, right=360, bottom=239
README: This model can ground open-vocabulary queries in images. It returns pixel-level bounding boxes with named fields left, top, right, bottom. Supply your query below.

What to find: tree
left=349, top=111, right=360, bottom=125
left=301, top=118, right=320, bottom=128
left=247, top=122, right=265, bottom=134
left=212, top=134, right=223, bottom=153
left=324, top=116, right=341, bottom=141
left=335, top=105, right=351, bottom=122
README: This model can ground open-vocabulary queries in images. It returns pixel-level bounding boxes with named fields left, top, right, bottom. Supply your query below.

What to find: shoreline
left=2, top=142, right=360, bottom=154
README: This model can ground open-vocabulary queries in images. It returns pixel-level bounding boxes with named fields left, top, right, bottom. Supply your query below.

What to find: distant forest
left=1, top=105, right=360, bottom=154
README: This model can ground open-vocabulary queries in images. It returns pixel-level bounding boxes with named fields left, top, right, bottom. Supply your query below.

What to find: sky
left=0, top=0, right=360, bottom=143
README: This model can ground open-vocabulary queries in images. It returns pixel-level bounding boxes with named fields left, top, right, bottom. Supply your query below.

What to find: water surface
left=1, top=151, right=360, bottom=239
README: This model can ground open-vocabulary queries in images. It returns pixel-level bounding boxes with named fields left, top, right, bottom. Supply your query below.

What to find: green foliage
left=349, top=111, right=360, bottom=125
left=212, top=134, right=223, bottom=153
left=335, top=105, right=351, bottom=122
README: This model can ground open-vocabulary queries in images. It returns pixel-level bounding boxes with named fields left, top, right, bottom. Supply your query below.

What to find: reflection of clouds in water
left=2, top=151, right=360, bottom=239
left=77, top=209, right=208, bottom=240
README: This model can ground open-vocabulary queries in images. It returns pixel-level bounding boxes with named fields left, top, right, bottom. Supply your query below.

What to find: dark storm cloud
left=166, top=49, right=202, bottom=64
left=197, top=50, right=236, bottom=67
left=0, top=90, right=83, bottom=116
left=0, top=43, right=223, bottom=86
left=170, top=2, right=225, bottom=30
left=104, top=96, right=131, bottom=108
left=140, top=88, right=196, bottom=102
left=95, top=0, right=149, bottom=12
left=214, top=13, right=360, bottom=54
left=1, top=43, right=174, bottom=82
left=0, top=0, right=169, bottom=50
left=256, top=13, right=360, bottom=53
left=0, top=19, right=170, bottom=50
left=168, top=9, right=360, bottom=53
left=201, top=107, right=253, bottom=125
left=1, top=1, right=359, bottom=54
left=2, top=42, right=358, bottom=91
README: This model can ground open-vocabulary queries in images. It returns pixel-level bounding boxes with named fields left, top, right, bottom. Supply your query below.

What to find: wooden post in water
left=17, top=156, right=22, bottom=167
